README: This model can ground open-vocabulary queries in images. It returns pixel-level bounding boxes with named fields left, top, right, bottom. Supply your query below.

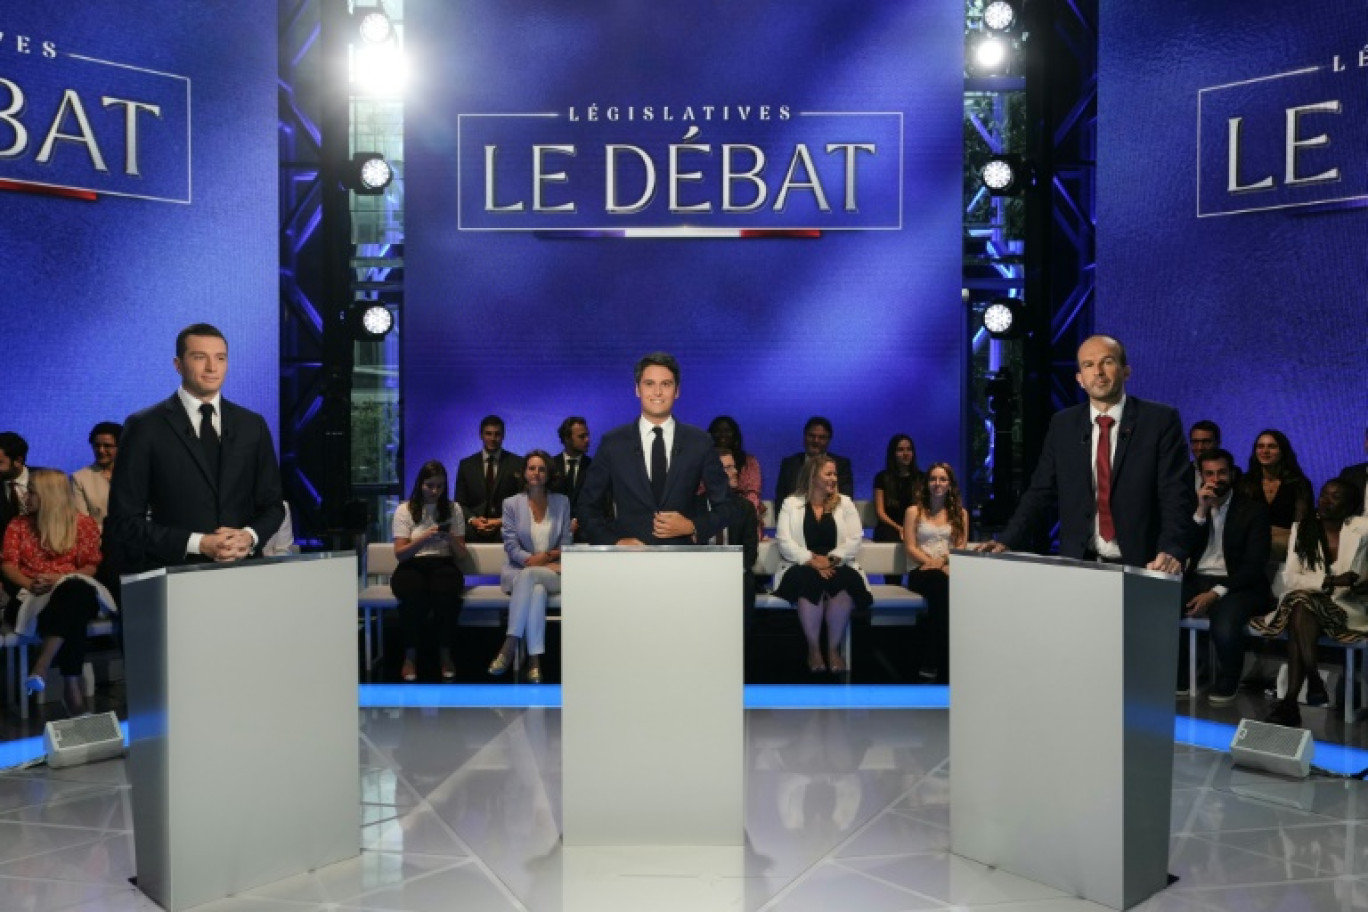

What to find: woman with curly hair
left=903, top=462, right=969, bottom=683
left=1253, top=479, right=1368, bottom=726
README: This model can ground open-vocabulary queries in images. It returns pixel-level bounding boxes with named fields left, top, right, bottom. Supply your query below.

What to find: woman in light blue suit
left=490, top=450, right=572, bottom=682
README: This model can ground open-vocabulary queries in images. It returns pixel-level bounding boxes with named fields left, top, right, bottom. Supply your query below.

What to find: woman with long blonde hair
left=773, top=454, right=872, bottom=673
left=2, top=468, right=116, bottom=713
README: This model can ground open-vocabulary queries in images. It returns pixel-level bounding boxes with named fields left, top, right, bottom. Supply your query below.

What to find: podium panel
left=949, top=551, right=1179, bottom=911
left=561, top=546, right=743, bottom=846
left=123, top=554, right=359, bottom=912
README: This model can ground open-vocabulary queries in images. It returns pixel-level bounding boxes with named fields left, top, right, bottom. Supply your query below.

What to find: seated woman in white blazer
left=491, top=450, right=573, bottom=683
left=774, top=454, right=872, bottom=674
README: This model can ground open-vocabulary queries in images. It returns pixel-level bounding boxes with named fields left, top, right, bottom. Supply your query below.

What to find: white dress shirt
left=638, top=415, right=676, bottom=482
left=1088, top=394, right=1126, bottom=559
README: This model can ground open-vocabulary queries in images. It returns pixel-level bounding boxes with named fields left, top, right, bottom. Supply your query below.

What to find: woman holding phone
left=392, top=460, right=468, bottom=682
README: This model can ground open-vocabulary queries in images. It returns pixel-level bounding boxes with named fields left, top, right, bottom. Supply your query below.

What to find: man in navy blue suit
left=577, top=352, right=733, bottom=545
left=985, top=334, right=1194, bottom=573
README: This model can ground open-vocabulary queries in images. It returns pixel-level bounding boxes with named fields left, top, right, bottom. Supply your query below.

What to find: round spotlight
left=983, top=298, right=1026, bottom=339
left=973, top=35, right=1009, bottom=71
left=354, top=304, right=394, bottom=339
left=983, top=1, right=1017, bottom=32
left=355, top=9, right=393, bottom=44
left=980, top=154, right=1029, bottom=196
left=347, top=153, right=393, bottom=195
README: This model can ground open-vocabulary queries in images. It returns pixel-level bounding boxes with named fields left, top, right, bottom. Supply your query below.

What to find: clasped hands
left=201, top=527, right=254, bottom=561
left=617, top=512, right=697, bottom=547
left=808, top=554, right=837, bottom=579
left=526, top=550, right=562, bottom=573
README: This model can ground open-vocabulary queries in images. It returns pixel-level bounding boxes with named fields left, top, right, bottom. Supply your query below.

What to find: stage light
left=982, top=297, right=1026, bottom=339
left=354, top=6, right=393, bottom=44
left=981, top=154, right=1029, bottom=196
left=351, top=42, right=408, bottom=96
left=352, top=303, right=394, bottom=339
left=346, top=153, right=393, bottom=195
left=972, top=34, right=1010, bottom=71
left=983, top=1, right=1018, bottom=33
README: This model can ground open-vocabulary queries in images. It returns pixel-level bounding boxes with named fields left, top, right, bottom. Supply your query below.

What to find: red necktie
left=1095, top=415, right=1116, bottom=542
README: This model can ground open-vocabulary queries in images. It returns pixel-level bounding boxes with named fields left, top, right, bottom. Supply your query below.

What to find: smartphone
left=436, top=520, right=452, bottom=532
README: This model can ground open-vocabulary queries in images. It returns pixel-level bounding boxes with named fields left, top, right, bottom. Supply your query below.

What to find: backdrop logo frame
left=0, top=26, right=192, bottom=204
left=456, top=103, right=905, bottom=234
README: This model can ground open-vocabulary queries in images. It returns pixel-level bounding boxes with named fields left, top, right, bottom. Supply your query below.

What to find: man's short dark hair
left=1197, top=448, right=1236, bottom=472
left=0, top=431, right=29, bottom=464
left=89, top=422, right=123, bottom=444
left=804, top=416, right=833, bottom=436
left=558, top=416, right=587, bottom=445
left=176, top=323, right=227, bottom=359
left=1189, top=419, right=1221, bottom=442
left=634, top=352, right=680, bottom=385
left=479, top=415, right=505, bottom=432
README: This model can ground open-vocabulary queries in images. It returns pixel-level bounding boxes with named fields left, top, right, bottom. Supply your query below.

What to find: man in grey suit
left=983, top=334, right=1194, bottom=573
left=577, top=352, right=733, bottom=545
left=106, top=323, right=284, bottom=571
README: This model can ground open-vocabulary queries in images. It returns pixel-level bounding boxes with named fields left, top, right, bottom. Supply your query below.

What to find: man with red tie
left=984, top=335, right=1194, bottom=573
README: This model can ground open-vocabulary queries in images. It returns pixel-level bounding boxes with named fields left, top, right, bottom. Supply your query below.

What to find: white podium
left=560, top=546, right=744, bottom=846
left=949, top=550, right=1180, bottom=911
left=122, top=553, right=359, bottom=912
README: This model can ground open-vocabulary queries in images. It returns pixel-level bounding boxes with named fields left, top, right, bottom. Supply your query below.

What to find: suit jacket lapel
left=626, top=435, right=655, bottom=505
left=161, top=395, right=218, bottom=492
left=1110, top=398, right=1140, bottom=479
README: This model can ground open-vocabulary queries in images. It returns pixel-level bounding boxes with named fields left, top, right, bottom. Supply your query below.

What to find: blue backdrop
left=0, top=1, right=278, bottom=473
left=1098, top=1, right=1368, bottom=486
left=403, top=0, right=964, bottom=497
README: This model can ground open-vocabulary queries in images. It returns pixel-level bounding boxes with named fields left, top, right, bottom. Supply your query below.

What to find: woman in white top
left=392, top=460, right=468, bottom=682
left=1253, top=479, right=1368, bottom=727
left=491, top=450, right=572, bottom=683
left=903, top=462, right=970, bottom=684
left=774, top=455, right=871, bottom=673
left=72, top=421, right=121, bottom=528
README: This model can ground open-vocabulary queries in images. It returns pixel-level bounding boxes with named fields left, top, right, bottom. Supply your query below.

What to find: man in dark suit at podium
left=106, top=323, right=284, bottom=572
left=578, top=352, right=733, bottom=546
left=984, top=334, right=1194, bottom=573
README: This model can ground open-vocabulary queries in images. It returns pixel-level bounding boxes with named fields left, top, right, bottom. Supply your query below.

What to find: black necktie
left=199, top=403, right=221, bottom=477
left=650, top=427, right=667, bottom=505
left=566, top=458, right=578, bottom=492
left=6, top=481, right=19, bottom=517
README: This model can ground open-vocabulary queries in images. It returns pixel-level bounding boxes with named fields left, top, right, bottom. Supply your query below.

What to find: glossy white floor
left=4, top=705, right=1368, bottom=912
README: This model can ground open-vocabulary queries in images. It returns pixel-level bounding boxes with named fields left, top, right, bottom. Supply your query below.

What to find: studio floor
left=6, top=694, right=1368, bottom=911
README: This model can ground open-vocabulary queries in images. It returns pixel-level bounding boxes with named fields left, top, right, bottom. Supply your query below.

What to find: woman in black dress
left=774, top=455, right=873, bottom=673
left=872, top=434, right=923, bottom=545
left=1237, top=429, right=1313, bottom=566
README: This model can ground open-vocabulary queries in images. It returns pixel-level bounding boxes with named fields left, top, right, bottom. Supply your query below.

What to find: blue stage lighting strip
left=0, top=721, right=129, bottom=772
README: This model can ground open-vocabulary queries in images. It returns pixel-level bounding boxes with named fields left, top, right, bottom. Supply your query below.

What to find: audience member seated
left=774, top=455, right=871, bottom=674
left=708, top=416, right=764, bottom=538
left=454, top=414, right=523, bottom=543
left=392, top=460, right=467, bottom=682
left=1187, top=420, right=1220, bottom=493
left=710, top=447, right=760, bottom=636
left=72, top=421, right=121, bottom=528
left=551, top=416, right=592, bottom=541
left=1, top=468, right=115, bottom=714
left=1237, top=429, right=1313, bottom=571
left=774, top=417, right=854, bottom=506
left=903, top=462, right=968, bottom=684
left=1179, top=448, right=1271, bottom=705
left=873, top=434, right=923, bottom=544
left=1252, top=479, right=1368, bottom=726
left=490, top=450, right=570, bottom=683
left=0, top=431, right=32, bottom=608
left=1339, top=426, right=1367, bottom=515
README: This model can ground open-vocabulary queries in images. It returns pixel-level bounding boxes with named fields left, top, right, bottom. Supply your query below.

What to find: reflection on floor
left=5, top=705, right=1368, bottom=911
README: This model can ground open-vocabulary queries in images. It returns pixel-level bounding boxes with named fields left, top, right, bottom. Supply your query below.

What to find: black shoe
left=1305, top=680, right=1330, bottom=708
left=1265, top=699, right=1302, bottom=727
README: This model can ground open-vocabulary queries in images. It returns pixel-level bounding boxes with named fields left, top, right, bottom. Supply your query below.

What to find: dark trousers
left=37, top=579, right=101, bottom=676
left=907, top=568, right=950, bottom=681
left=1180, top=573, right=1263, bottom=693
left=391, top=556, right=464, bottom=653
